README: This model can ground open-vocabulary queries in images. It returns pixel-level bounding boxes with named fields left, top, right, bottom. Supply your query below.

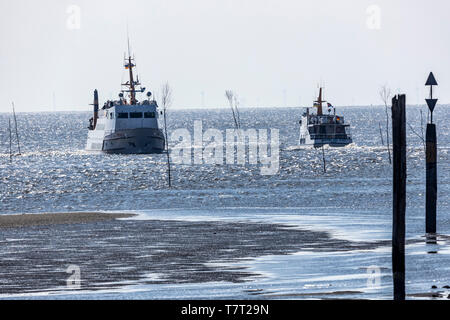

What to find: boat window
left=144, top=112, right=155, bottom=118
left=118, top=112, right=129, bottom=119
left=110, top=112, right=114, bottom=119
left=130, top=112, right=143, bottom=118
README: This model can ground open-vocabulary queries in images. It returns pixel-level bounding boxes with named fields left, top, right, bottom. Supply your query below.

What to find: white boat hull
left=86, top=128, right=165, bottom=154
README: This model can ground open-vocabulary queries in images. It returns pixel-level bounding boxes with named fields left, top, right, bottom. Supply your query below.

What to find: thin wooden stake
left=8, top=118, right=12, bottom=162
left=12, top=102, right=21, bottom=155
left=161, top=82, right=172, bottom=188
left=164, top=109, right=172, bottom=188
left=322, top=145, right=326, bottom=173
left=379, top=122, right=385, bottom=145
left=385, top=105, right=392, bottom=164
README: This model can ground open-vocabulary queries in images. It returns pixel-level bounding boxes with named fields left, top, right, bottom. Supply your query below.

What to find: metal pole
left=425, top=124, right=437, bottom=233
left=424, top=72, right=438, bottom=234
left=392, top=94, right=406, bottom=300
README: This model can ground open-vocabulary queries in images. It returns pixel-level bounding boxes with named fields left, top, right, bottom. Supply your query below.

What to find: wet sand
left=0, top=212, right=394, bottom=297
left=0, top=212, right=135, bottom=229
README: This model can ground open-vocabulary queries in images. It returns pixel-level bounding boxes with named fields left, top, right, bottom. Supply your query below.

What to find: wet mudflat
left=0, top=212, right=134, bottom=228
left=0, top=213, right=390, bottom=296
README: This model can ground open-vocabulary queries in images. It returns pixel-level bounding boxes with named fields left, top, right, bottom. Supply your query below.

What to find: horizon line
left=2, top=103, right=445, bottom=114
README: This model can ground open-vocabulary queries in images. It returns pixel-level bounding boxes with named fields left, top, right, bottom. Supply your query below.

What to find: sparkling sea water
left=0, top=105, right=449, bottom=299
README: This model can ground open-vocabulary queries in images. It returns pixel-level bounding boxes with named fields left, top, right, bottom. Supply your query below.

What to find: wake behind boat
left=298, top=88, right=352, bottom=148
left=86, top=48, right=165, bottom=154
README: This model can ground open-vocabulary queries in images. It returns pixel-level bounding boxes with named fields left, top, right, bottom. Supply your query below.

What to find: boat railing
left=310, top=133, right=352, bottom=140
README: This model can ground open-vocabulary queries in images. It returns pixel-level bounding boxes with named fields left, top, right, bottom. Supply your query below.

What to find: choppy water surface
left=0, top=106, right=449, bottom=299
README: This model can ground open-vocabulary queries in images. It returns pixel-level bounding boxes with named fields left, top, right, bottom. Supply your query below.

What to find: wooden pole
left=8, top=118, right=12, bottom=162
left=425, top=123, right=437, bottom=233
left=392, top=94, right=406, bottom=300
left=321, top=145, right=326, bottom=173
left=12, top=102, right=21, bottom=155
left=385, top=104, right=392, bottom=164
left=379, top=122, right=385, bottom=145
left=164, top=109, right=172, bottom=188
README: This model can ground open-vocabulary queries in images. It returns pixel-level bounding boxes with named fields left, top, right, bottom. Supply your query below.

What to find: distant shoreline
left=0, top=212, right=136, bottom=229
left=0, top=103, right=437, bottom=114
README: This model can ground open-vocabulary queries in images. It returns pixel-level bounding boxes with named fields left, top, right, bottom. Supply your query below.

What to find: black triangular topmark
left=426, top=99, right=438, bottom=112
left=425, top=72, right=438, bottom=86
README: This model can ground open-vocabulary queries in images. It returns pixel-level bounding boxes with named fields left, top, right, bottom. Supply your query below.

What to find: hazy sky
left=1, top=0, right=449, bottom=111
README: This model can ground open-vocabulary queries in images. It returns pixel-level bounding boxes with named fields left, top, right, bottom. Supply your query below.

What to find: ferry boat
left=298, top=88, right=352, bottom=148
left=86, top=51, right=165, bottom=154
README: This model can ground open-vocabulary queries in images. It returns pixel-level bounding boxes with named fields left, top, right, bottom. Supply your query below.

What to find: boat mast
left=123, top=34, right=138, bottom=105
left=315, top=87, right=324, bottom=116
left=127, top=56, right=136, bottom=105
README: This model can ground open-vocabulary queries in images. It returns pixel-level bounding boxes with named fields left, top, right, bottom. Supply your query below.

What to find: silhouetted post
left=12, top=102, right=21, bottom=155
left=392, top=94, right=406, bottom=300
left=379, top=122, right=385, bottom=145
left=321, top=145, right=326, bottom=173
left=425, top=72, right=438, bottom=234
left=426, top=124, right=437, bottom=233
left=8, top=118, right=12, bottom=162
left=161, top=83, right=173, bottom=188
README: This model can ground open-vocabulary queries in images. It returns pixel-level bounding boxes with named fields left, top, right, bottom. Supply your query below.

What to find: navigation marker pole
left=425, top=72, right=438, bottom=235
